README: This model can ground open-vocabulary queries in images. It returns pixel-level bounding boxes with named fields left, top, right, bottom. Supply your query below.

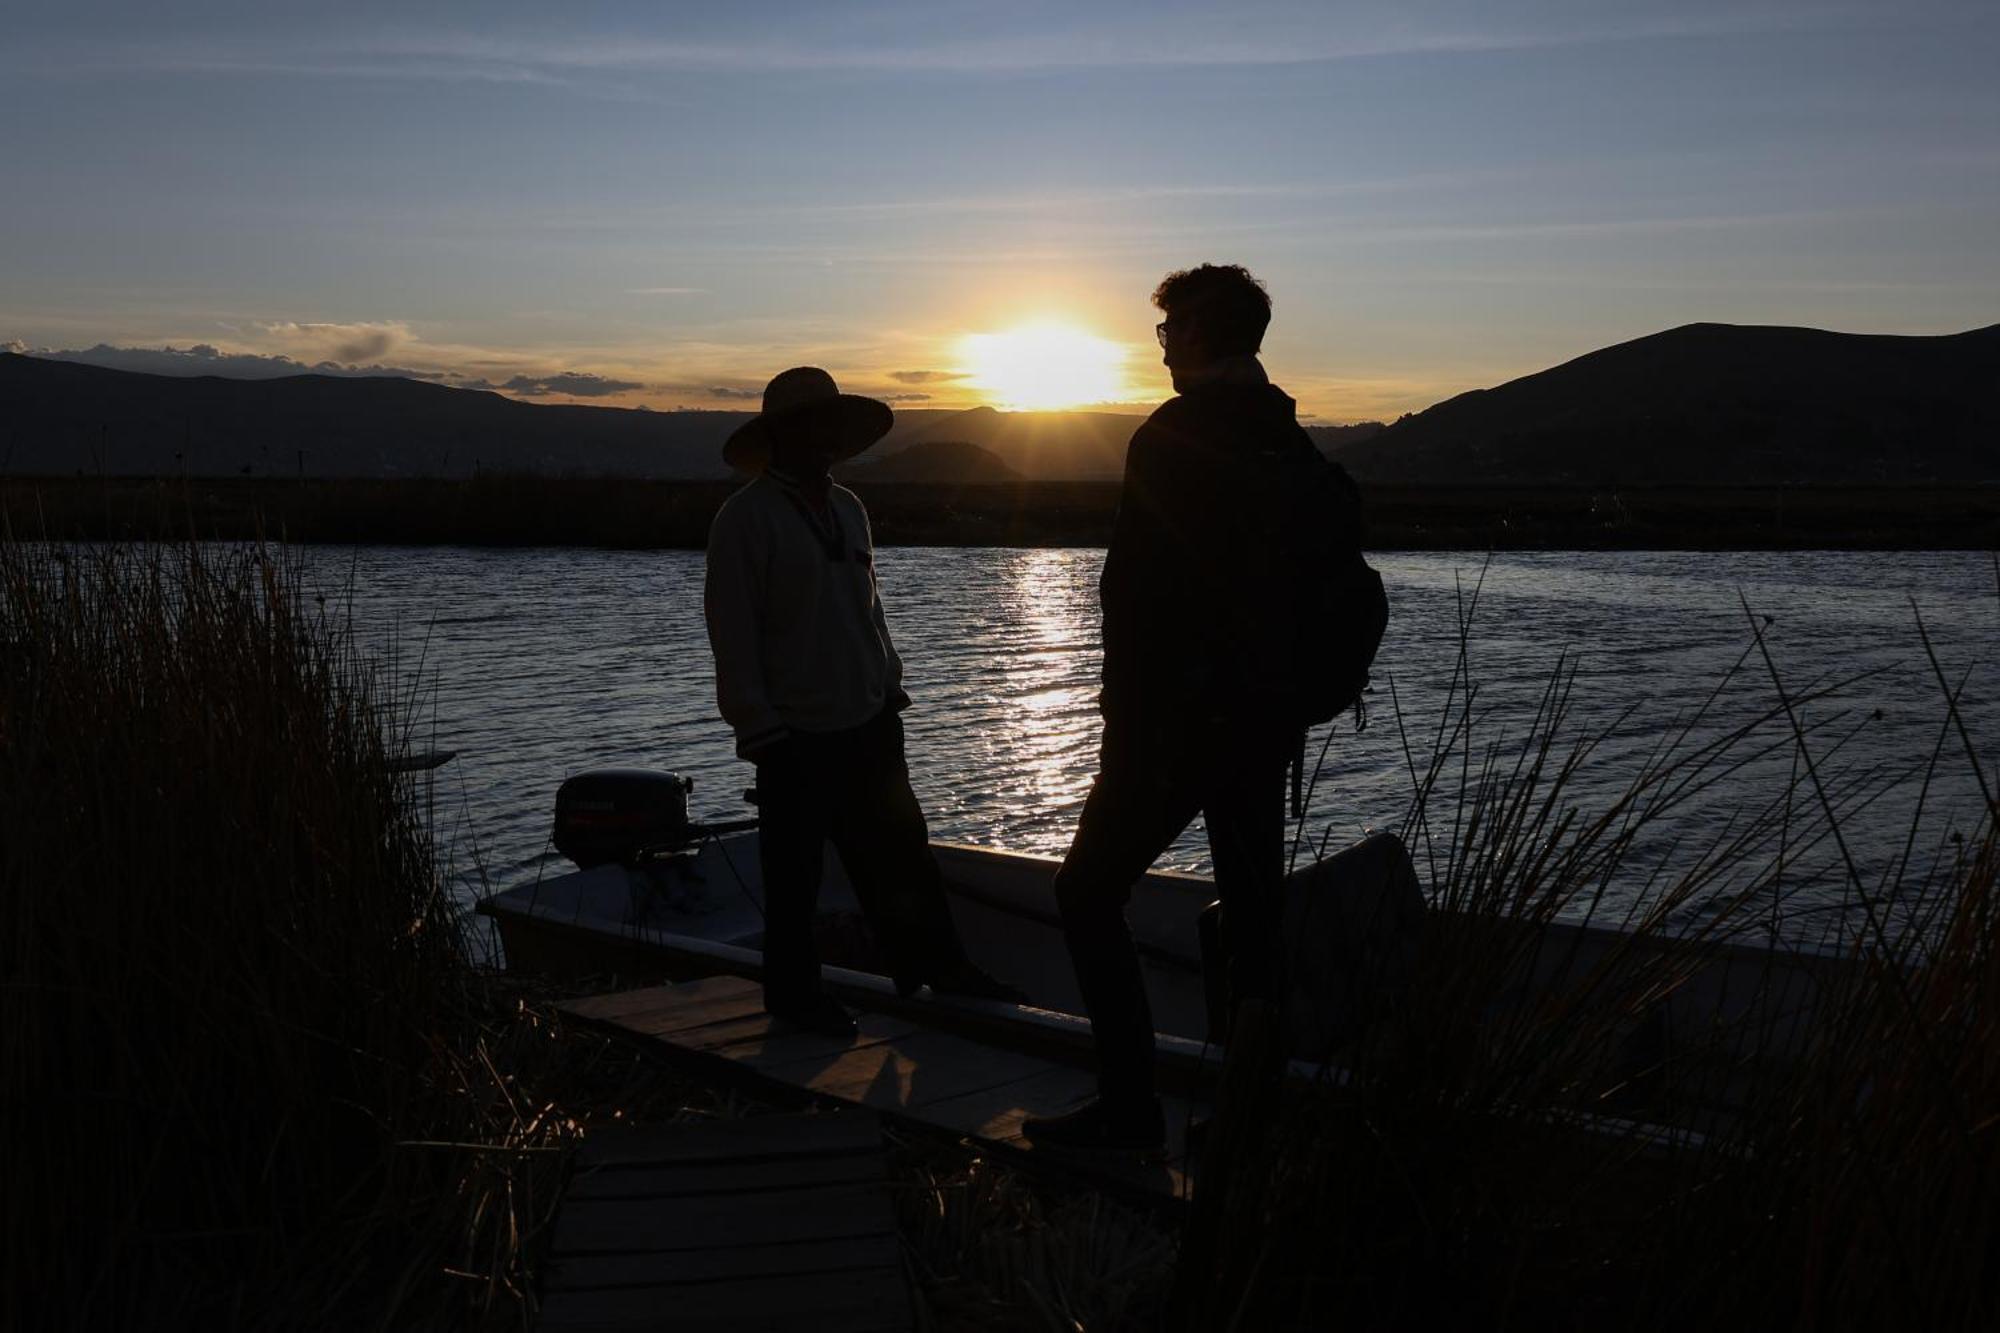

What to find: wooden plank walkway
left=558, top=976, right=1203, bottom=1203
left=538, top=1109, right=912, bottom=1333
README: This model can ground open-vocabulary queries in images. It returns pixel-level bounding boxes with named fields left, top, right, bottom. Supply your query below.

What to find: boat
left=477, top=766, right=1867, bottom=1129
left=474, top=767, right=1221, bottom=1042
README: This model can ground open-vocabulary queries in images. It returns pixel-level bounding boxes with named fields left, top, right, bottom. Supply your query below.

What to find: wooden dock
left=557, top=976, right=1206, bottom=1203
left=539, top=1109, right=912, bottom=1332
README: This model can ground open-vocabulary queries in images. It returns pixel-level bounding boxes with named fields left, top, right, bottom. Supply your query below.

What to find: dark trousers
left=754, top=708, right=967, bottom=1005
left=1054, top=718, right=1292, bottom=1105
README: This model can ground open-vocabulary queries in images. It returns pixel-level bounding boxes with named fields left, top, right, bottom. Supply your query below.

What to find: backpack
left=1232, top=437, right=1388, bottom=728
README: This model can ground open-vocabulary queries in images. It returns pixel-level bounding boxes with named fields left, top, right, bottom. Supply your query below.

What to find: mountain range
left=3, top=321, right=1994, bottom=486
left=1342, top=322, right=1999, bottom=486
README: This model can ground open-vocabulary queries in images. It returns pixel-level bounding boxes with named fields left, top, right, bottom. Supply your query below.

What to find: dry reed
left=0, top=537, right=741, bottom=1330
left=1181, top=562, right=1998, bottom=1330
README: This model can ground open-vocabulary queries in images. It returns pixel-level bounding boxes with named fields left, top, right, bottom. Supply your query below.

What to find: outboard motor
left=551, top=770, right=691, bottom=869
left=551, top=769, right=761, bottom=870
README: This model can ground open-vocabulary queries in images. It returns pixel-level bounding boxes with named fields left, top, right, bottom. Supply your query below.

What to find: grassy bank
left=5, top=474, right=1996, bottom=549
left=0, top=538, right=539, bottom=1328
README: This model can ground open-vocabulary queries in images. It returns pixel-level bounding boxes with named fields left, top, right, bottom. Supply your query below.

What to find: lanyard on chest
left=781, top=490, right=848, bottom=561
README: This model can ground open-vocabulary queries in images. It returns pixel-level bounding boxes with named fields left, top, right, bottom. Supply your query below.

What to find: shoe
left=765, top=993, right=858, bottom=1040
left=1019, top=1097, right=1167, bottom=1158
left=895, top=961, right=1030, bottom=1005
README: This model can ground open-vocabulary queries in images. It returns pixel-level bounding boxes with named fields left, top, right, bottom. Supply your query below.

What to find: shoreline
left=4, top=474, right=1997, bottom=550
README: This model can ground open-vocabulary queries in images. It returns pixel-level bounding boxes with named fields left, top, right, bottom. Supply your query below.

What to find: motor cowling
left=552, top=769, right=694, bottom=869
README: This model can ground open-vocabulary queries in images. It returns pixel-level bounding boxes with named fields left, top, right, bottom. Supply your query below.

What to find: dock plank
left=560, top=976, right=1207, bottom=1205
left=538, top=1268, right=911, bottom=1332
left=575, top=1112, right=880, bottom=1169
left=544, top=1234, right=902, bottom=1291
left=674, top=1014, right=923, bottom=1064
left=912, top=1065, right=1100, bottom=1139
left=567, top=1152, right=884, bottom=1201
left=552, top=1183, right=896, bottom=1255
left=772, top=1031, right=1056, bottom=1111
left=538, top=1108, right=912, bottom=1331
left=562, top=975, right=762, bottom=1025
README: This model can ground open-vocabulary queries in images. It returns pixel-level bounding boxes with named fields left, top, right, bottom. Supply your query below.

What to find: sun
left=957, top=322, right=1131, bottom=410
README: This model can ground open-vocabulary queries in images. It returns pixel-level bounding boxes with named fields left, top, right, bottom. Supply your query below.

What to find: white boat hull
left=477, top=833, right=1222, bottom=1039
left=478, top=829, right=1866, bottom=1125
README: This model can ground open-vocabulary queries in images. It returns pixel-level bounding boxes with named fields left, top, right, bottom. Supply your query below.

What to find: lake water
left=311, top=548, right=1997, bottom=959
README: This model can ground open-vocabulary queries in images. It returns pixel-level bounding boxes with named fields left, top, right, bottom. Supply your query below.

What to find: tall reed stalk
left=0, top=537, right=585, bottom=1330
left=1183, top=565, right=1997, bottom=1330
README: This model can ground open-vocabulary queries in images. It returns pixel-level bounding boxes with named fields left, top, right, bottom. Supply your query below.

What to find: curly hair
left=1151, top=263, right=1272, bottom=357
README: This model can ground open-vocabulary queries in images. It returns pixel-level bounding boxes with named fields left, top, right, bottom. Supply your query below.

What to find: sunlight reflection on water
left=307, top=547, right=1997, bottom=957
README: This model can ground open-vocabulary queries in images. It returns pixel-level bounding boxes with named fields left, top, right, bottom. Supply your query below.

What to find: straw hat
left=722, top=367, right=893, bottom=473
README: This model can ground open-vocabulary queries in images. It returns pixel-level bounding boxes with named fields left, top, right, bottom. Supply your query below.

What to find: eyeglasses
left=1154, top=318, right=1183, bottom=348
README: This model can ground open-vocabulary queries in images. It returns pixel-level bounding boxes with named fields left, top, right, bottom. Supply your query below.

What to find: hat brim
left=723, top=395, right=893, bottom=473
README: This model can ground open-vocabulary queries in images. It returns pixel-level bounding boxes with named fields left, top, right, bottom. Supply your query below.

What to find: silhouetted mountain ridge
left=839, top=439, right=1021, bottom=484
left=0, top=353, right=1150, bottom=480
left=6, top=320, right=1994, bottom=486
left=1333, top=322, right=2000, bottom=485
left=0, top=354, right=749, bottom=478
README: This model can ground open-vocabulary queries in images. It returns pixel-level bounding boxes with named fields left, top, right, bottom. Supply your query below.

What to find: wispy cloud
left=8, top=340, right=432, bottom=382
left=20, top=6, right=1871, bottom=83
left=784, top=178, right=1468, bottom=223
left=889, top=369, right=971, bottom=384
left=258, top=320, right=412, bottom=364
left=499, top=371, right=645, bottom=398
left=1330, top=206, right=1910, bottom=245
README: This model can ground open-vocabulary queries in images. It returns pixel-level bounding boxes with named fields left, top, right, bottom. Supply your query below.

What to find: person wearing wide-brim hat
left=704, top=367, right=1022, bottom=1036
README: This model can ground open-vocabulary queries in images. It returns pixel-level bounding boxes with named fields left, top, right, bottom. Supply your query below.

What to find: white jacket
left=703, top=471, right=908, bottom=758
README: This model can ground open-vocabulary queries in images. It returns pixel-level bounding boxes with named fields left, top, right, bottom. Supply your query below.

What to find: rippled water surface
left=311, top=548, right=1997, bottom=955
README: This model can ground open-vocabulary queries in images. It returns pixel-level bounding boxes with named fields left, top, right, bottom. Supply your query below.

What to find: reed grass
left=0, top=531, right=1172, bottom=1330
left=889, top=1134, right=1175, bottom=1332
left=1181, top=563, right=1998, bottom=1330
left=0, top=537, right=752, bottom=1330
left=12, top=530, right=1989, bottom=1330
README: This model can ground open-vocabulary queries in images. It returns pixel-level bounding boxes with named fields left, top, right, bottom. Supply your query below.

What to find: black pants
left=1053, top=717, right=1292, bottom=1105
left=754, top=708, right=968, bottom=1005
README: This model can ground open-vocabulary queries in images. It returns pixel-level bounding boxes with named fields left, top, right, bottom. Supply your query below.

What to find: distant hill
left=0, top=353, right=1392, bottom=482
left=9, top=322, right=1993, bottom=488
left=839, top=438, right=1021, bottom=484
left=875, top=406, right=1138, bottom=479
left=0, top=353, right=749, bottom=479
left=1332, top=323, right=2000, bottom=486
left=877, top=406, right=1380, bottom=478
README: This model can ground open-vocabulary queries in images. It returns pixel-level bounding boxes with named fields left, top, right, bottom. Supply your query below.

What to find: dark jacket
left=1099, top=378, right=1319, bottom=728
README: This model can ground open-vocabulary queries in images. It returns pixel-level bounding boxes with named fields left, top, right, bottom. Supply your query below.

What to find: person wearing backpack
left=1022, top=264, right=1384, bottom=1156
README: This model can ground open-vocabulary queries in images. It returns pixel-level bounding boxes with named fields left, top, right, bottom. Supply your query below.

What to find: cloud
left=889, top=369, right=969, bottom=384
left=258, top=320, right=412, bottom=364
left=10, top=335, right=665, bottom=404
left=56, top=7, right=1862, bottom=85
left=500, top=371, right=645, bottom=398
left=15, top=340, right=438, bottom=381
left=700, top=386, right=762, bottom=400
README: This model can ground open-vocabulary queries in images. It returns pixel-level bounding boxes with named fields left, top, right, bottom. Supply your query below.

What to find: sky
left=2, top=0, right=1996, bottom=421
